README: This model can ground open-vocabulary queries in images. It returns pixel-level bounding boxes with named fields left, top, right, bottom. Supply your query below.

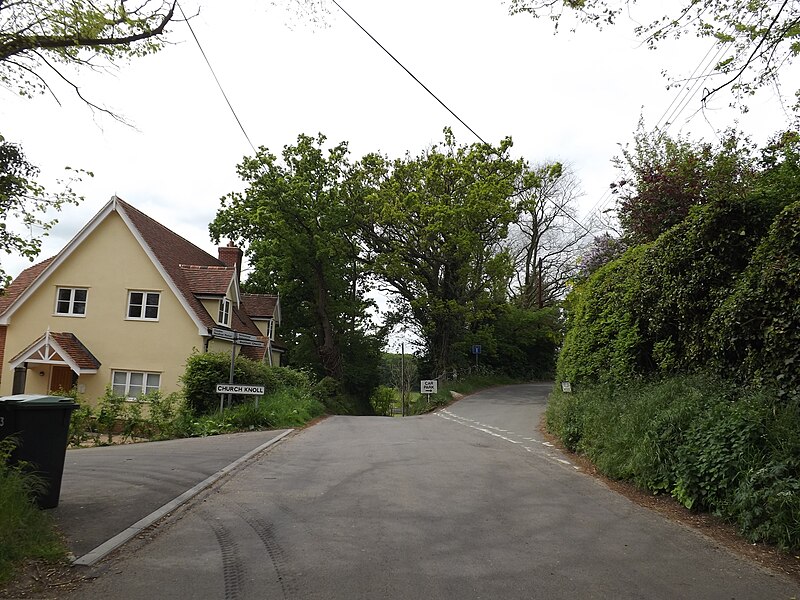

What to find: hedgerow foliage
left=709, top=201, right=800, bottom=400
left=546, top=378, right=800, bottom=551
left=550, top=129, right=800, bottom=552
left=181, top=352, right=311, bottom=415
left=556, top=197, right=793, bottom=386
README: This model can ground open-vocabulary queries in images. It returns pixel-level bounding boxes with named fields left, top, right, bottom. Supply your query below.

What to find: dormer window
left=218, top=298, right=231, bottom=326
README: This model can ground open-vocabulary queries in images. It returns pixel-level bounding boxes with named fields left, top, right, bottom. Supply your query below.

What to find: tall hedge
left=709, top=201, right=800, bottom=399
left=557, top=197, right=788, bottom=387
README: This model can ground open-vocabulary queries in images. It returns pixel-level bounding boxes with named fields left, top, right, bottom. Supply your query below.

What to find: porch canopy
left=9, top=330, right=100, bottom=374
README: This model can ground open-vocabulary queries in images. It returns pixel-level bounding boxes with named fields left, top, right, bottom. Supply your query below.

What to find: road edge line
left=72, top=429, right=294, bottom=567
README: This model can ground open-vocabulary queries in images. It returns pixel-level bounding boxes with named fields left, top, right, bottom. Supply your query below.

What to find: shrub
left=181, top=352, right=308, bottom=415
left=369, top=386, right=395, bottom=416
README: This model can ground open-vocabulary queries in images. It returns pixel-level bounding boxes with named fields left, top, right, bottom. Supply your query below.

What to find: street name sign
left=215, top=384, right=265, bottom=395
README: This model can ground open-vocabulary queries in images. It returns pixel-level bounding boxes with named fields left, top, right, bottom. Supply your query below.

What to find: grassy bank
left=545, top=374, right=800, bottom=551
left=0, top=439, right=66, bottom=583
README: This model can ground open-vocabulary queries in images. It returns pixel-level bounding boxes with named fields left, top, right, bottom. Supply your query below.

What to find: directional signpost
left=212, top=328, right=266, bottom=411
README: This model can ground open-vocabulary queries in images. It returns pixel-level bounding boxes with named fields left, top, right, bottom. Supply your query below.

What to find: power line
left=330, top=0, right=592, bottom=236
left=329, top=0, right=487, bottom=146
left=176, top=2, right=258, bottom=155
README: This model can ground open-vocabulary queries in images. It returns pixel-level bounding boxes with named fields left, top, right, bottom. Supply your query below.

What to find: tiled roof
left=50, top=332, right=101, bottom=370
left=180, top=265, right=235, bottom=296
left=0, top=257, right=55, bottom=314
left=231, top=304, right=262, bottom=338
left=241, top=293, right=278, bottom=318
left=9, top=331, right=100, bottom=372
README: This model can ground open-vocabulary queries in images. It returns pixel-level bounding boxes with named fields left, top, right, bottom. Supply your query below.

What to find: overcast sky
left=2, top=0, right=797, bottom=282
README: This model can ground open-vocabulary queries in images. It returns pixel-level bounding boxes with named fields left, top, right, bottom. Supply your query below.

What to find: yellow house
left=0, top=197, right=284, bottom=404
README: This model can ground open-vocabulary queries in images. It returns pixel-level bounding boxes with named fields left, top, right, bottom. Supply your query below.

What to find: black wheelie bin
left=0, top=394, right=78, bottom=508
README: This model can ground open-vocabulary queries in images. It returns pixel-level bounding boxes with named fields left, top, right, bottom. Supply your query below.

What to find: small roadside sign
left=472, top=344, right=481, bottom=355
left=420, top=380, right=438, bottom=394
left=561, top=382, right=572, bottom=393
left=215, top=384, right=266, bottom=395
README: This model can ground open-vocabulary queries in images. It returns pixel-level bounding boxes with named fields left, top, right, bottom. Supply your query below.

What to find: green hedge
left=557, top=197, right=794, bottom=390
left=709, top=201, right=800, bottom=399
left=181, top=352, right=311, bottom=414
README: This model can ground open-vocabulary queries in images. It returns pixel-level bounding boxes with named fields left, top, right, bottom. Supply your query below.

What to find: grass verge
left=545, top=374, right=800, bottom=552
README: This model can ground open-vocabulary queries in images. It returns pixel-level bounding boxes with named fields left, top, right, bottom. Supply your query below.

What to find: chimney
left=218, top=241, right=243, bottom=283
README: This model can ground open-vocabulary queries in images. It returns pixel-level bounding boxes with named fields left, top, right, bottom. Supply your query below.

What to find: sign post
left=472, top=344, right=481, bottom=367
left=420, top=379, right=437, bottom=406
left=211, top=328, right=266, bottom=411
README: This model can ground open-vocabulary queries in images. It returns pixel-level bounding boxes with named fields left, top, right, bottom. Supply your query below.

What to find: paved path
left=53, top=429, right=291, bottom=560
left=63, top=385, right=800, bottom=599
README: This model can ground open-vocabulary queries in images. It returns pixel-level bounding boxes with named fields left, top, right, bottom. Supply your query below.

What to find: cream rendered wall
left=1, top=212, right=204, bottom=404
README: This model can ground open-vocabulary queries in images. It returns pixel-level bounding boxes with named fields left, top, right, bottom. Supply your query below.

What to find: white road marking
left=436, top=410, right=576, bottom=470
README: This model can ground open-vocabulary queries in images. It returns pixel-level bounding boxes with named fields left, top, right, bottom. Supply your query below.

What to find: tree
left=507, top=161, right=592, bottom=308
left=0, top=135, right=88, bottom=285
left=359, top=129, right=523, bottom=378
left=507, top=0, right=800, bottom=108
left=210, top=133, right=381, bottom=409
left=612, top=124, right=757, bottom=244
left=0, top=1, right=177, bottom=283
left=1, top=1, right=176, bottom=104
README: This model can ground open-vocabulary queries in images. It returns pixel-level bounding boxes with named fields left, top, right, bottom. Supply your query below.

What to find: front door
left=49, top=366, right=74, bottom=394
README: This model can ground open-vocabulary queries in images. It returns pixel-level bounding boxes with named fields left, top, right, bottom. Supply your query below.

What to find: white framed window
left=55, top=287, right=88, bottom=316
left=127, top=291, right=160, bottom=320
left=218, top=298, right=231, bottom=326
left=112, top=370, right=161, bottom=399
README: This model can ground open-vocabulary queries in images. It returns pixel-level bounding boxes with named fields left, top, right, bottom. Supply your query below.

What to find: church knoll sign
left=215, top=384, right=266, bottom=395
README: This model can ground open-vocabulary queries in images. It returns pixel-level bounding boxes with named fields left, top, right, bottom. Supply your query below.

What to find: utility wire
left=177, top=2, right=258, bottom=155
left=329, top=0, right=592, bottom=236
left=329, top=0, right=487, bottom=146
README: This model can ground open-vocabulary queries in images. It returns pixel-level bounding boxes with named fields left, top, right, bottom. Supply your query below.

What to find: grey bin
left=0, top=394, right=78, bottom=509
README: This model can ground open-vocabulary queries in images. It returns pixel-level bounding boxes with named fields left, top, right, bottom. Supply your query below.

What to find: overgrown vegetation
left=549, top=128, right=800, bottom=552
left=0, top=438, right=66, bottom=583
left=67, top=355, right=325, bottom=446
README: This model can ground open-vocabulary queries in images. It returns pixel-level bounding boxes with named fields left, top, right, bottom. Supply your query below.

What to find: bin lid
left=0, top=394, right=77, bottom=406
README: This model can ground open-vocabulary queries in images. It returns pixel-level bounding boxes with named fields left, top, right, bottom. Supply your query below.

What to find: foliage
left=369, top=385, right=395, bottom=417
left=709, top=200, right=800, bottom=399
left=0, top=0, right=176, bottom=100
left=473, top=304, right=561, bottom=380
left=360, top=128, right=523, bottom=377
left=173, top=388, right=325, bottom=437
left=507, top=0, right=800, bottom=109
left=574, top=233, right=627, bottom=281
left=211, top=133, right=382, bottom=409
left=612, top=125, right=757, bottom=245
left=181, top=351, right=280, bottom=415
left=558, top=191, right=788, bottom=386
left=557, top=244, right=646, bottom=386
left=545, top=376, right=800, bottom=551
left=0, top=438, right=65, bottom=582
left=0, top=134, right=89, bottom=284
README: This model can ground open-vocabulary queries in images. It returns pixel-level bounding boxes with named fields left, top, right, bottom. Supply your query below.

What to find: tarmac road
left=64, top=384, right=800, bottom=599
